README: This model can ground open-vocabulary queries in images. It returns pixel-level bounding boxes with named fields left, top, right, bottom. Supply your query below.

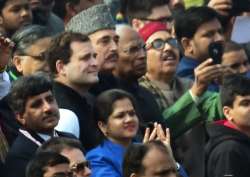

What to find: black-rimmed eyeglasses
left=147, top=38, right=178, bottom=50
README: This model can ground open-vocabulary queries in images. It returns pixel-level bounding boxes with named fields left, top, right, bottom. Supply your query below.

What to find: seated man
left=206, top=74, right=250, bottom=177
left=4, top=73, right=74, bottom=177
left=37, top=137, right=91, bottom=177
left=26, top=151, right=72, bottom=177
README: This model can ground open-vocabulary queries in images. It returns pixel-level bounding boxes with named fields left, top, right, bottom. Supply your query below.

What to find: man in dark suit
left=4, top=73, right=74, bottom=177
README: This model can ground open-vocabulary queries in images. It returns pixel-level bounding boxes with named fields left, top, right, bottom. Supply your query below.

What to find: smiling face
left=98, top=98, right=139, bottom=146
left=58, top=41, right=99, bottom=90
left=146, top=30, right=179, bottom=78
left=17, top=90, right=59, bottom=134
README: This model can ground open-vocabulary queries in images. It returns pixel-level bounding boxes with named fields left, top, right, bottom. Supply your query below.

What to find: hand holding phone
left=208, top=42, right=224, bottom=64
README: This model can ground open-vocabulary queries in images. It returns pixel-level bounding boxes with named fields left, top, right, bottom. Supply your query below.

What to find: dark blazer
left=53, top=81, right=98, bottom=151
left=4, top=130, right=74, bottom=177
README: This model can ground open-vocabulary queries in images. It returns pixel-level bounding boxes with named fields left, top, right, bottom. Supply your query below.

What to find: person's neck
left=55, top=77, right=90, bottom=97
left=107, top=137, right=132, bottom=148
left=113, top=71, right=138, bottom=84
left=229, top=121, right=250, bottom=138
left=146, top=72, right=174, bottom=85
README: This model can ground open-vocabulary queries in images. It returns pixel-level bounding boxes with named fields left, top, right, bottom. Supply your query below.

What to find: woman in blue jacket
left=86, top=89, right=188, bottom=177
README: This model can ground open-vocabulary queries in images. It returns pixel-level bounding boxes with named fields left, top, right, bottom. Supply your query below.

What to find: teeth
left=162, top=52, right=175, bottom=61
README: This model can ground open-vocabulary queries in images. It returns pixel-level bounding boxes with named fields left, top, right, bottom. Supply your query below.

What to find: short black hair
left=223, top=41, right=244, bottom=54
left=46, top=32, right=90, bottom=74
left=220, top=74, right=250, bottom=108
left=93, top=89, right=138, bottom=142
left=8, top=73, right=53, bottom=114
left=37, top=137, right=85, bottom=154
left=175, top=6, right=219, bottom=42
left=0, top=0, right=8, bottom=12
left=123, top=140, right=175, bottom=177
left=125, top=0, right=169, bottom=24
left=53, top=0, right=80, bottom=19
left=11, top=25, right=51, bottom=57
left=26, top=151, right=70, bottom=177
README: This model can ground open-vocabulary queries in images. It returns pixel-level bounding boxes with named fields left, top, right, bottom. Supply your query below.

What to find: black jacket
left=205, top=122, right=250, bottom=177
left=53, top=81, right=98, bottom=150
left=91, top=73, right=163, bottom=125
left=4, top=129, right=74, bottom=177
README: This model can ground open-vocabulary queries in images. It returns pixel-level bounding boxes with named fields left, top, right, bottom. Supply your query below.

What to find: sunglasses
left=70, top=161, right=91, bottom=173
left=147, top=38, right=178, bottom=50
left=51, top=172, right=74, bottom=177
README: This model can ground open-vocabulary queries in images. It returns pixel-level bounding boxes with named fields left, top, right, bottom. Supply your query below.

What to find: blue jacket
left=86, top=140, right=126, bottom=177
left=177, top=56, right=219, bottom=92
left=86, top=139, right=189, bottom=177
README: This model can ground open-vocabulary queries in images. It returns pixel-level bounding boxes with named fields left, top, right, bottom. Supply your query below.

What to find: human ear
left=130, top=173, right=137, bottom=177
left=55, top=60, right=66, bottom=75
left=97, top=121, right=108, bottom=136
left=16, top=113, right=26, bottom=126
left=13, top=56, right=23, bottom=73
left=0, top=16, right=3, bottom=25
left=132, top=19, right=145, bottom=31
left=181, top=37, right=193, bottom=55
left=223, top=106, right=233, bottom=121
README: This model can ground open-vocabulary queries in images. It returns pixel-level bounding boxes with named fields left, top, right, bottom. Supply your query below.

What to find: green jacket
left=163, top=91, right=223, bottom=138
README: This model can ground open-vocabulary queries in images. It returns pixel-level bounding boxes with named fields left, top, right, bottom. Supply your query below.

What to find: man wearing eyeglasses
left=38, top=137, right=91, bottom=177
left=26, top=151, right=74, bottom=177
left=126, top=0, right=173, bottom=32
left=138, top=22, right=184, bottom=112
left=114, top=24, right=164, bottom=125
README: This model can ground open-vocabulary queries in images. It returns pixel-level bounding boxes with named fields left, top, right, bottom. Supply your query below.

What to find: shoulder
left=210, top=139, right=250, bottom=159
left=56, top=109, right=79, bottom=138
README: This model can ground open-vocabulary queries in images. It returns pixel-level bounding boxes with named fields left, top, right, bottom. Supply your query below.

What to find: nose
left=90, top=55, right=98, bottom=67
left=214, top=31, right=225, bottom=43
left=163, top=42, right=174, bottom=51
left=21, top=8, right=31, bottom=18
left=110, top=40, right=118, bottom=52
left=240, top=64, right=248, bottom=74
left=43, top=100, right=53, bottom=112
left=137, top=47, right=146, bottom=59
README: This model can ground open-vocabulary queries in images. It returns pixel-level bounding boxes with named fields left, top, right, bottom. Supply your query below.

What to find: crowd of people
left=0, top=0, right=250, bottom=177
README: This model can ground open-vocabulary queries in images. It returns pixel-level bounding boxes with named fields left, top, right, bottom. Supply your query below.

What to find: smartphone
left=208, top=42, right=224, bottom=64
